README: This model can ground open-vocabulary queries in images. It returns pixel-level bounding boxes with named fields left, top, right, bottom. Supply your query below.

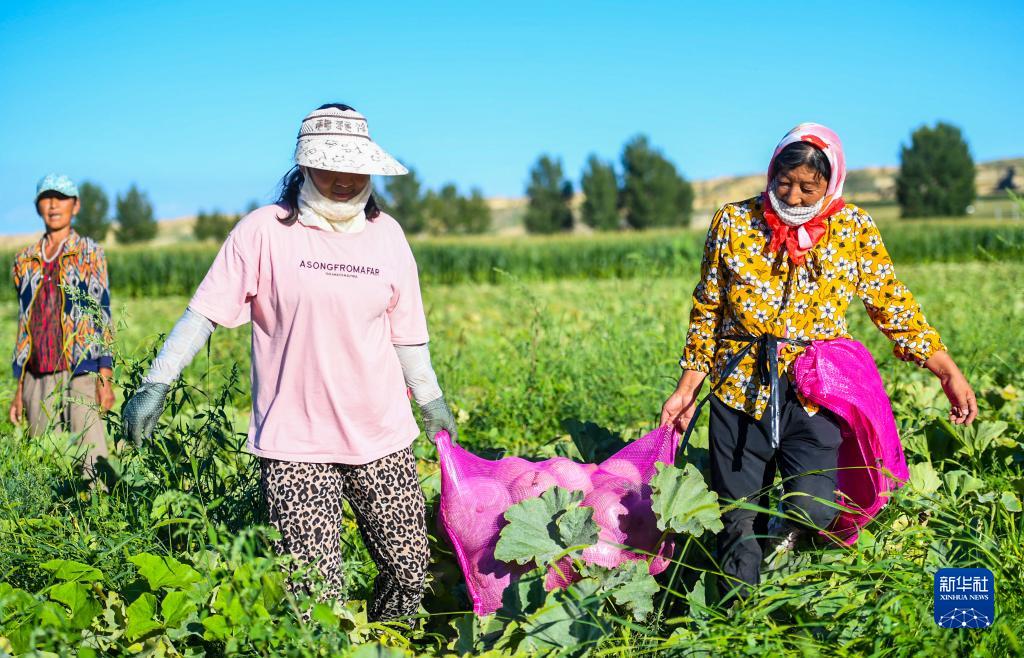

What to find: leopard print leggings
left=259, top=447, right=429, bottom=621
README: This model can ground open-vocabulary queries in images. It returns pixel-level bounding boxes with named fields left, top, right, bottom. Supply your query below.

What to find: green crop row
left=2, top=220, right=1022, bottom=299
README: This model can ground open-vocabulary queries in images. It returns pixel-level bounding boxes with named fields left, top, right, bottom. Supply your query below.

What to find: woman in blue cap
left=9, top=174, right=115, bottom=478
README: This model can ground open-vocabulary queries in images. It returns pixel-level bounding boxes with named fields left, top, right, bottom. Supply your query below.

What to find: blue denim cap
left=36, top=173, right=79, bottom=199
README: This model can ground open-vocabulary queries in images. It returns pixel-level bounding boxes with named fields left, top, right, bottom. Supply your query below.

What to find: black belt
left=677, top=334, right=810, bottom=463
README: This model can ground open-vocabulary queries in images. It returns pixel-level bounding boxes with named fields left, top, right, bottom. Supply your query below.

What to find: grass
left=858, top=195, right=1022, bottom=222
left=2, top=215, right=1022, bottom=300
left=0, top=259, right=1020, bottom=440
left=0, top=261, right=1021, bottom=656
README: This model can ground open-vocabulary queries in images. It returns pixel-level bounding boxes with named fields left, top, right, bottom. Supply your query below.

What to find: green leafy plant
left=495, top=488, right=599, bottom=566
left=1, top=252, right=1022, bottom=656
left=650, top=463, right=725, bottom=536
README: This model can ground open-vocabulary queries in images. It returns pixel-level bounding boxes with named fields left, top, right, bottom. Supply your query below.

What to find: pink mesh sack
left=436, top=426, right=679, bottom=616
left=793, top=338, right=909, bottom=545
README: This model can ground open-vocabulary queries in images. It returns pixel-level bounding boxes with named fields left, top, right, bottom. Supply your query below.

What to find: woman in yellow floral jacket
left=661, top=123, right=976, bottom=599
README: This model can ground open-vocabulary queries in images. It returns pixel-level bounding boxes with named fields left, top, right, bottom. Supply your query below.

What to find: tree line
left=72, top=183, right=159, bottom=244
left=513, top=121, right=979, bottom=232
left=408, top=121, right=977, bottom=235
left=388, top=134, right=696, bottom=236
left=69, top=121, right=980, bottom=243
left=72, top=176, right=494, bottom=243
left=895, top=122, right=976, bottom=218
left=526, top=135, right=696, bottom=234
left=380, top=172, right=492, bottom=235
left=72, top=183, right=253, bottom=244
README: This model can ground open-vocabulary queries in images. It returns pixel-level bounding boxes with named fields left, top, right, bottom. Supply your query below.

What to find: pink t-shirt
left=189, top=205, right=429, bottom=465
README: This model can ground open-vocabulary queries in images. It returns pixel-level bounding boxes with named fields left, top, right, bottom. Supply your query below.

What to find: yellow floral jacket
left=680, top=196, right=945, bottom=419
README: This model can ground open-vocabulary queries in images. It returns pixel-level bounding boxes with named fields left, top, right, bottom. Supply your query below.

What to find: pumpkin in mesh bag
left=436, top=426, right=678, bottom=615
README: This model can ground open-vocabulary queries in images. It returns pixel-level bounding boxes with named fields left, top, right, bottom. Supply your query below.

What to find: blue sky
left=1, top=0, right=1021, bottom=233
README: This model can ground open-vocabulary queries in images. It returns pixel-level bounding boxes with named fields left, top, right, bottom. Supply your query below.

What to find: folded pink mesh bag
left=436, top=426, right=678, bottom=616
left=792, top=338, right=909, bottom=545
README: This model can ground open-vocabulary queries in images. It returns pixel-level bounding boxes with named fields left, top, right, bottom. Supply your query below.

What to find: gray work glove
left=122, top=382, right=171, bottom=446
left=420, top=395, right=457, bottom=442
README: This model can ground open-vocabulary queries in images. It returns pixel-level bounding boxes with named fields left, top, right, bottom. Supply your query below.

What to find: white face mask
left=297, top=169, right=372, bottom=233
left=768, top=181, right=825, bottom=227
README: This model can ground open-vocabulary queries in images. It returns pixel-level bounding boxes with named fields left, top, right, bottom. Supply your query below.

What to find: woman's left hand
left=96, top=369, right=116, bottom=413
left=421, top=395, right=458, bottom=442
left=941, top=371, right=977, bottom=425
left=924, top=352, right=977, bottom=425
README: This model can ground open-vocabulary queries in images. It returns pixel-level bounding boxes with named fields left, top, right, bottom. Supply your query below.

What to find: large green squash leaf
left=650, top=463, right=724, bottom=535
left=125, top=592, right=163, bottom=641
left=608, top=561, right=660, bottom=622
left=49, top=581, right=102, bottom=629
left=495, top=488, right=598, bottom=565
left=128, top=553, right=201, bottom=591
left=40, top=559, right=103, bottom=583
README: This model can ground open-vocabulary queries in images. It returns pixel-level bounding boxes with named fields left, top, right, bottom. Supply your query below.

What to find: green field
left=3, top=217, right=1023, bottom=300
left=1, top=250, right=1023, bottom=654
left=856, top=195, right=1022, bottom=223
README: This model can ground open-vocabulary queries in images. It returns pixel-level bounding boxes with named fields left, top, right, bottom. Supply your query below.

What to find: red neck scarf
left=762, top=194, right=845, bottom=265
left=761, top=123, right=848, bottom=265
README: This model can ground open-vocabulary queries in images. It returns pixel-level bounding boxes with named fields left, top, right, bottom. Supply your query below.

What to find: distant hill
left=0, top=215, right=199, bottom=250
left=1, top=158, right=1020, bottom=249
left=487, top=157, right=1024, bottom=232
left=691, top=157, right=1024, bottom=214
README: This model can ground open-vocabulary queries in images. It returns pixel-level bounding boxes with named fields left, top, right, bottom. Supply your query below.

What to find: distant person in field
left=661, top=123, right=977, bottom=600
left=122, top=104, right=456, bottom=622
left=9, top=174, right=115, bottom=478
left=995, top=165, right=1017, bottom=193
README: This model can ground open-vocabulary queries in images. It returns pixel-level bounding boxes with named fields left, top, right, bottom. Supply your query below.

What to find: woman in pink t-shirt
left=123, top=104, right=457, bottom=621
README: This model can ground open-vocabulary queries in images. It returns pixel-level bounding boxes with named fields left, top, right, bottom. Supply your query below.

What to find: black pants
left=709, top=376, right=841, bottom=598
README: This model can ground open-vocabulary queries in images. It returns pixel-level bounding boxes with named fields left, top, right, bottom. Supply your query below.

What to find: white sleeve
left=144, top=307, right=217, bottom=385
left=393, top=343, right=443, bottom=406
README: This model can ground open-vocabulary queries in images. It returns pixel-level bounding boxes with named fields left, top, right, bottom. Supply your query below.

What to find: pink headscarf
left=762, top=123, right=848, bottom=264
left=765, top=122, right=847, bottom=201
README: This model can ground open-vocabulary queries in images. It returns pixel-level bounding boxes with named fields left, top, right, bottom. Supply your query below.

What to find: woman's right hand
left=660, top=371, right=707, bottom=433
left=122, top=382, right=171, bottom=445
